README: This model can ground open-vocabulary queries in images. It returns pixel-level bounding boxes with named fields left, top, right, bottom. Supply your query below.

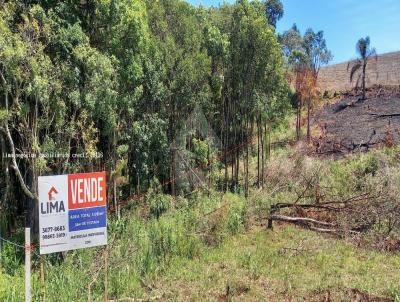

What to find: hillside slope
left=318, top=51, right=400, bottom=92
left=313, top=87, right=400, bottom=154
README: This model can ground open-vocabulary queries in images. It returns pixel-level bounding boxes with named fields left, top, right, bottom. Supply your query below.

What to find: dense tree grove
left=0, top=0, right=290, bottom=234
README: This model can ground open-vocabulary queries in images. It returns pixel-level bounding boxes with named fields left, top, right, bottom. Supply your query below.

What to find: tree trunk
left=307, top=99, right=311, bottom=143
left=362, top=60, right=367, bottom=100
left=296, top=100, right=301, bottom=141
left=171, top=139, right=176, bottom=196
left=245, top=118, right=250, bottom=198
left=257, top=116, right=260, bottom=188
left=261, top=122, right=266, bottom=188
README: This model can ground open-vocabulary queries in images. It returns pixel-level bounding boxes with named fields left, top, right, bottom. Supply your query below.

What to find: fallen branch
left=270, top=193, right=372, bottom=213
left=268, top=214, right=361, bottom=236
left=269, top=214, right=335, bottom=227
left=270, top=203, right=341, bottom=212
left=369, top=113, right=400, bottom=118
left=108, top=295, right=164, bottom=302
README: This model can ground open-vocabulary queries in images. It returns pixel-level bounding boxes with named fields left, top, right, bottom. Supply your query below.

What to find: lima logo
left=41, top=186, right=66, bottom=214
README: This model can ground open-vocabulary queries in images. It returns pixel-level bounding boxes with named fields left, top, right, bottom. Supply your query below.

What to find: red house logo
left=48, top=186, right=58, bottom=201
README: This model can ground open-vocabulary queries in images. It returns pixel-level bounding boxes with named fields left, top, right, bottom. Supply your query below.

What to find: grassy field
left=157, top=225, right=400, bottom=301
left=2, top=223, right=399, bottom=301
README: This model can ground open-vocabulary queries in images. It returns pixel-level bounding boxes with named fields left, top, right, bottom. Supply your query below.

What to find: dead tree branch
left=269, top=214, right=335, bottom=227
left=369, top=113, right=400, bottom=118
left=1, top=124, right=37, bottom=201
left=1, top=74, right=37, bottom=201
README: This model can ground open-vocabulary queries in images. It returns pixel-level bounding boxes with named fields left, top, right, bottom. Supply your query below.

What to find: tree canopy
left=0, top=0, right=290, bottom=231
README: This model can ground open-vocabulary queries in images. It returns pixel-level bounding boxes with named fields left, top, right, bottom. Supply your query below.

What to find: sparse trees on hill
left=302, top=29, right=332, bottom=142
left=281, top=26, right=332, bottom=141
left=347, top=36, right=377, bottom=100
left=280, top=24, right=303, bottom=58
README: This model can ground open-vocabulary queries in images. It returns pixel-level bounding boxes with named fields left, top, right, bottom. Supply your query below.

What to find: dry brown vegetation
left=252, top=144, right=400, bottom=254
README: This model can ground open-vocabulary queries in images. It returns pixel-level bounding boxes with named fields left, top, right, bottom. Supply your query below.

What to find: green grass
left=157, top=225, right=400, bottom=301
left=3, top=144, right=400, bottom=301
left=0, top=192, right=248, bottom=302
left=1, top=200, right=399, bottom=301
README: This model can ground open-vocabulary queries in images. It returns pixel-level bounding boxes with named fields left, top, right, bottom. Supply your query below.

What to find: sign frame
left=38, top=171, right=108, bottom=255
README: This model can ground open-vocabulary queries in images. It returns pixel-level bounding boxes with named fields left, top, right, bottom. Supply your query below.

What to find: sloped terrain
left=318, top=51, right=400, bottom=92
left=313, top=87, right=400, bottom=155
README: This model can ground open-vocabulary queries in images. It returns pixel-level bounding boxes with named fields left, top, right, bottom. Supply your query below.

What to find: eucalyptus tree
left=264, top=0, right=284, bottom=28
left=145, top=0, right=212, bottom=195
left=302, top=28, right=332, bottom=141
left=279, top=24, right=303, bottom=59
left=281, top=26, right=332, bottom=141
left=302, top=29, right=332, bottom=75
left=0, top=0, right=292, bottom=231
left=288, top=50, right=309, bottom=140
left=202, top=21, right=229, bottom=189
left=0, top=4, right=58, bottom=231
left=229, top=0, right=288, bottom=194
left=347, top=36, right=377, bottom=100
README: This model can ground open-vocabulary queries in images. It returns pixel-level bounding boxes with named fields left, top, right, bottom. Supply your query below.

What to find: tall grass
left=0, top=191, right=247, bottom=301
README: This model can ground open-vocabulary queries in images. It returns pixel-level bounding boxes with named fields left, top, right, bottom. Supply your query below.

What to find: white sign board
left=38, top=171, right=107, bottom=254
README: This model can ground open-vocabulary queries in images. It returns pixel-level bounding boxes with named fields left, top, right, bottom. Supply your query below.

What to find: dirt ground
left=312, top=86, right=400, bottom=155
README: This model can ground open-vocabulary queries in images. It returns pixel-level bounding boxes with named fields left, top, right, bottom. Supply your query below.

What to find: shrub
left=0, top=271, right=23, bottom=302
left=352, top=153, right=379, bottom=177
left=149, top=194, right=173, bottom=219
left=226, top=194, right=247, bottom=235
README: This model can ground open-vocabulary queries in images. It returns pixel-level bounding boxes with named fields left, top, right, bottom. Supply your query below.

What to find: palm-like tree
left=347, top=36, right=377, bottom=100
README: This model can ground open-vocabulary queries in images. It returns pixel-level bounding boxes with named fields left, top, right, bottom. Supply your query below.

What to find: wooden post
left=104, top=247, right=108, bottom=302
left=25, top=227, right=31, bottom=302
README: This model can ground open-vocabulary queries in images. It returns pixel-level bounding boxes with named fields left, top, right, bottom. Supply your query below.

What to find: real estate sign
left=38, top=172, right=107, bottom=254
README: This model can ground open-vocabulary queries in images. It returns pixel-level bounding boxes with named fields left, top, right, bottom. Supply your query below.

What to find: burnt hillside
left=313, top=86, right=400, bottom=155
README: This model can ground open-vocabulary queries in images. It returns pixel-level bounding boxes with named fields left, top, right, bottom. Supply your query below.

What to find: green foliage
left=0, top=109, right=8, bottom=122
left=0, top=0, right=291, bottom=210
left=280, top=23, right=332, bottom=71
left=0, top=270, right=24, bottom=302
left=149, top=194, right=172, bottom=219
left=352, top=153, right=379, bottom=177
left=0, top=243, right=23, bottom=276
left=0, top=228, right=25, bottom=274
left=265, top=0, right=284, bottom=28
left=191, top=138, right=209, bottom=167
left=226, top=193, right=247, bottom=235
left=326, top=152, right=380, bottom=196
left=128, top=116, right=169, bottom=190
left=390, top=287, right=400, bottom=302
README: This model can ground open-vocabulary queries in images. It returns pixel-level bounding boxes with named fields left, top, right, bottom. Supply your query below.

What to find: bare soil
left=312, top=86, right=400, bottom=155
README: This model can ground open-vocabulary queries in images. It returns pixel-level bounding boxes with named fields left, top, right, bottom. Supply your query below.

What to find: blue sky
left=186, top=0, right=400, bottom=65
